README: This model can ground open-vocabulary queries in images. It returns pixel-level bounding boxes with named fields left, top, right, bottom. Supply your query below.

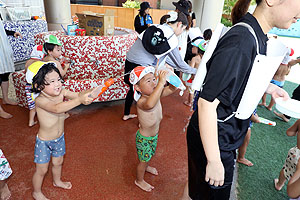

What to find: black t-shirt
left=134, top=14, right=151, bottom=34
left=190, top=13, right=268, bottom=151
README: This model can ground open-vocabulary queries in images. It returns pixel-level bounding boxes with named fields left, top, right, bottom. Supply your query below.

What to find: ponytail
left=167, top=11, right=188, bottom=27
left=231, top=0, right=262, bottom=25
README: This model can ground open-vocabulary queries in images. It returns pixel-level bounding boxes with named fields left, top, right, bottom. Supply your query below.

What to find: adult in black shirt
left=134, top=2, right=153, bottom=34
left=186, top=0, right=297, bottom=199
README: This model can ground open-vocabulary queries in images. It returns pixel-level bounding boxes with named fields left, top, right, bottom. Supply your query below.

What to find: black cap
left=142, top=26, right=171, bottom=55
left=139, top=2, right=151, bottom=11
left=172, top=0, right=189, bottom=16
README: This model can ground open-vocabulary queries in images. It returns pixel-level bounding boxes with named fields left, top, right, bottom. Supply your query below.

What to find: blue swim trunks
left=34, top=133, right=66, bottom=164
left=271, top=79, right=284, bottom=88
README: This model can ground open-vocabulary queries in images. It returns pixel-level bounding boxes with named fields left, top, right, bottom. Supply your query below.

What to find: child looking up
left=130, top=66, right=177, bottom=192
left=42, top=35, right=70, bottom=77
left=28, top=61, right=95, bottom=200
left=274, top=119, right=300, bottom=193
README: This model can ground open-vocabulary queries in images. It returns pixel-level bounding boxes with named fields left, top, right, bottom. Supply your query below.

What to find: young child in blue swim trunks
left=27, top=61, right=96, bottom=200
left=130, top=66, right=177, bottom=192
left=260, top=47, right=300, bottom=111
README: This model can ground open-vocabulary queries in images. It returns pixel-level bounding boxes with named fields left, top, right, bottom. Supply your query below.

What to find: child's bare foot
left=2, top=99, right=17, bottom=106
left=258, top=102, right=266, bottom=107
left=146, top=166, right=158, bottom=175
left=32, top=191, right=49, bottom=200
left=274, top=111, right=290, bottom=122
left=53, top=181, right=72, bottom=189
left=237, top=158, right=253, bottom=167
left=29, top=121, right=37, bottom=127
left=0, top=183, right=11, bottom=200
left=183, top=101, right=192, bottom=107
left=135, top=180, right=154, bottom=192
left=122, top=114, right=137, bottom=121
left=274, top=178, right=284, bottom=191
left=0, top=110, right=12, bottom=119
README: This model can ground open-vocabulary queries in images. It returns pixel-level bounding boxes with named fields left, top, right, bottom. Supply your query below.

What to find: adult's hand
left=266, top=83, right=290, bottom=101
left=206, top=160, right=225, bottom=187
left=14, top=32, right=23, bottom=38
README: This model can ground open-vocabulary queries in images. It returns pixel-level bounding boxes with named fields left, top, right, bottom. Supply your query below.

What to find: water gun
left=258, top=117, right=276, bottom=126
left=89, top=78, right=115, bottom=100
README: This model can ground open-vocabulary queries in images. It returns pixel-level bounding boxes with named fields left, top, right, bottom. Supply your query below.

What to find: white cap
left=129, top=66, right=155, bottom=101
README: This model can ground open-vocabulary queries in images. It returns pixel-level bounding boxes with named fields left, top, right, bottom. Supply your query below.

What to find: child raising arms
left=28, top=61, right=95, bottom=200
left=130, top=66, right=177, bottom=192
left=274, top=119, right=300, bottom=194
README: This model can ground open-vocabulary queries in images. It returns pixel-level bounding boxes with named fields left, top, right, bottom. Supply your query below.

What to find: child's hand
left=165, top=64, right=174, bottom=72
left=79, top=89, right=94, bottom=105
left=157, top=70, right=168, bottom=86
left=64, top=63, right=70, bottom=70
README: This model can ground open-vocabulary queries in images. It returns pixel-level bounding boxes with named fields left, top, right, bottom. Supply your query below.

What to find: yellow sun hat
left=25, top=61, right=57, bottom=84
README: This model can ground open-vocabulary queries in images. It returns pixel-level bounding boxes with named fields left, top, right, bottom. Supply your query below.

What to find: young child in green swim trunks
left=130, top=66, right=177, bottom=192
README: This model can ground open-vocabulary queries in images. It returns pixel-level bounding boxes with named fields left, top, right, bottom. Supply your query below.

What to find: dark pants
left=0, top=72, right=10, bottom=85
left=283, top=84, right=300, bottom=119
left=187, top=112, right=234, bottom=200
left=123, top=60, right=139, bottom=115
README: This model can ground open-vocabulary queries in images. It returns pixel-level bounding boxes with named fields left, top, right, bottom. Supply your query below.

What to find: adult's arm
left=198, top=97, right=224, bottom=187
left=166, top=47, right=197, bottom=74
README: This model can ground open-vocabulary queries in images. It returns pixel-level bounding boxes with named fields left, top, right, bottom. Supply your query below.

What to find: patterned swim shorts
left=34, top=133, right=66, bottom=164
left=136, top=130, right=158, bottom=162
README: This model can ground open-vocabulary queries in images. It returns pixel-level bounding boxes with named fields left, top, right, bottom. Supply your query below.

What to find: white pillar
left=193, top=0, right=225, bottom=32
left=43, top=0, right=72, bottom=31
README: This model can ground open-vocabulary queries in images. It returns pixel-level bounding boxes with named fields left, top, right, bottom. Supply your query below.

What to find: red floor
left=0, top=92, right=192, bottom=200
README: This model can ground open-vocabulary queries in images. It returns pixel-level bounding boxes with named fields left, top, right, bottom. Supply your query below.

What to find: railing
left=71, top=4, right=171, bottom=30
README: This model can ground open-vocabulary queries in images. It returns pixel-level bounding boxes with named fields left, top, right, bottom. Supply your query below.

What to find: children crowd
left=1, top=0, right=300, bottom=199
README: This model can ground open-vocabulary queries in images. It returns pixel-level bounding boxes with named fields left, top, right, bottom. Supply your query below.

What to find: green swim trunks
left=136, top=130, right=158, bottom=162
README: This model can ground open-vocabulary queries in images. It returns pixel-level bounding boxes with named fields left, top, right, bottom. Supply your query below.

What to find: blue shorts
left=271, top=79, right=284, bottom=88
left=34, top=133, right=66, bottom=164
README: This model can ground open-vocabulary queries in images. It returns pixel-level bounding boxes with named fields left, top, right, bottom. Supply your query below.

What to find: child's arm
left=137, top=70, right=167, bottom=110
left=287, top=159, right=300, bottom=198
left=36, top=89, right=93, bottom=113
left=161, top=84, right=177, bottom=97
left=286, top=119, right=300, bottom=136
left=53, top=60, right=68, bottom=77
left=288, top=57, right=300, bottom=68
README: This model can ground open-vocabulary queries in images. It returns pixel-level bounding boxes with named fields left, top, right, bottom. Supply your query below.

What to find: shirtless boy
left=260, top=49, right=300, bottom=111
left=130, top=66, right=177, bottom=192
left=42, top=35, right=70, bottom=77
left=28, top=61, right=95, bottom=200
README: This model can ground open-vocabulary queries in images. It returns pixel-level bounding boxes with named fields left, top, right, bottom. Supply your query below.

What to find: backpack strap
left=233, top=22, right=260, bottom=54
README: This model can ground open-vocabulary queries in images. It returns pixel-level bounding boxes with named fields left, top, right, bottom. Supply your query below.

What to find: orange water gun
left=89, top=78, right=115, bottom=100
